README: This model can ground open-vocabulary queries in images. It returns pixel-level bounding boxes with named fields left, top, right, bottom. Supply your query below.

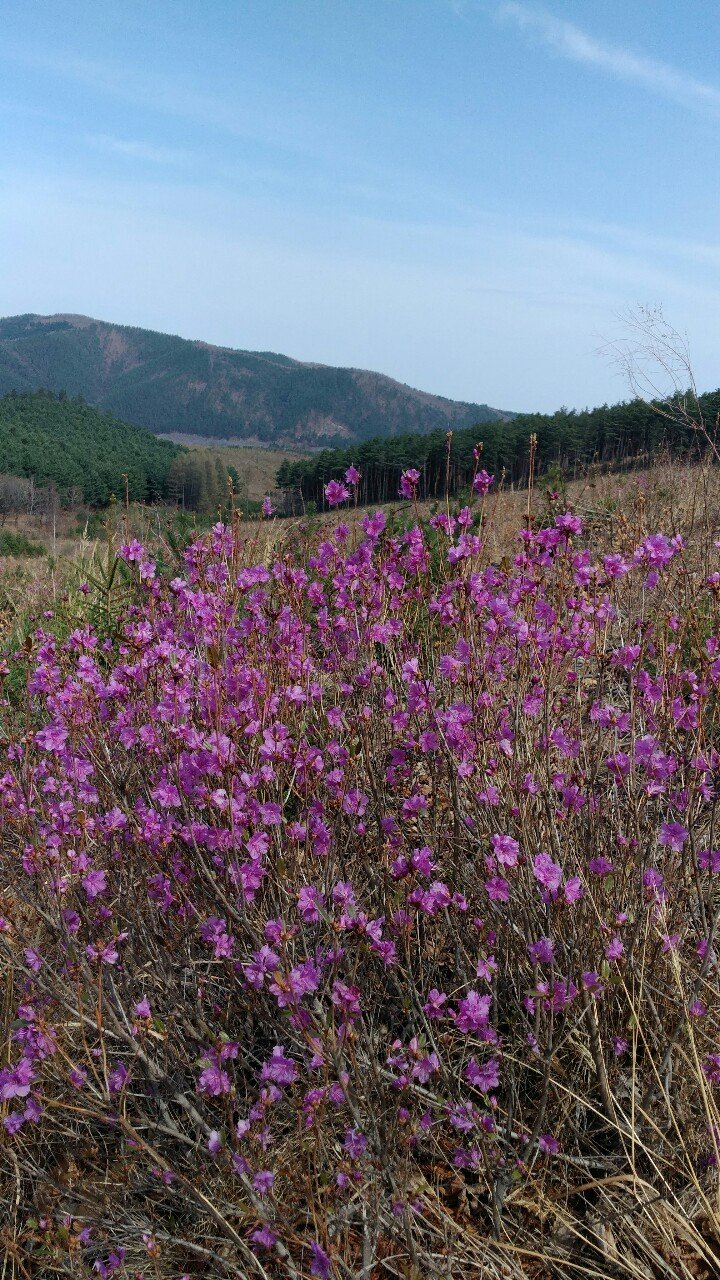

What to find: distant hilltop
left=0, top=313, right=511, bottom=449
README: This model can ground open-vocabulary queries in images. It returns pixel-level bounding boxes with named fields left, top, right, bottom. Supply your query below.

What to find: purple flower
left=310, top=1242, right=332, bottom=1278
left=82, top=869, right=108, bottom=900
left=472, top=469, right=494, bottom=496
left=253, top=1170, right=275, bottom=1195
left=703, top=1054, right=720, bottom=1085
left=331, top=980, right=361, bottom=1018
left=324, top=480, right=350, bottom=507
left=85, top=941, right=119, bottom=965
left=252, top=1225, right=277, bottom=1249
left=344, top=466, right=360, bottom=486
left=197, top=1063, right=232, bottom=1096
left=261, top=1045, right=298, bottom=1086
left=261, top=496, right=275, bottom=517
left=343, top=1128, right=368, bottom=1159
left=297, top=884, right=323, bottom=923
left=528, top=937, right=554, bottom=965
left=152, top=780, right=181, bottom=808
left=539, top=1133, right=559, bottom=1154
left=581, top=970, right=603, bottom=994
left=658, top=821, right=689, bottom=852
left=698, top=848, right=720, bottom=873
left=643, top=867, right=664, bottom=892
left=465, top=1056, right=500, bottom=1092
left=636, top=532, right=676, bottom=569
left=455, top=990, right=491, bottom=1033
left=449, top=1101, right=476, bottom=1131
left=23, top=1097, right=42, bottom=1124
left=35, top=723, right=68, bottom=752
left=399, top=468, right=421, bottom=499
left=603, top=553, right=629, bottom=578
left=491, top=833, right=519, bottom=867
left=119, top=538, right=144, bottom=562
left=107, top=1062, right=128, bottom=1094
left=93, top=1250, right=126, bottom=1278
left=362, top=509, right=386, bottom=537
left=207, top=1129, right=223, bottom=1155
left=0, top=1058, right=34, bottom=1100
left=423, top=988, right=448, bottom=1019
left=62, top=908, right=81, bottom=934
left=555, top=512, right=583, bottom=536
left=485, top=875, right=510, bottom=902
left=533, top=853, right=562, bottom=895
left=564, top=877, right=583, bottom=903
left=412, top=1052, right=440, bottom=1083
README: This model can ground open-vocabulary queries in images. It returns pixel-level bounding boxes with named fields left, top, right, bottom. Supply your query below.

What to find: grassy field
left=189, top=442, right=311, bottom=502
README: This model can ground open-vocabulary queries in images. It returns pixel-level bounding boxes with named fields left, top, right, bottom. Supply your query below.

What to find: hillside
left=0, top=389, right=182, bottom=505
left=0, top=313, right=509, bottom=448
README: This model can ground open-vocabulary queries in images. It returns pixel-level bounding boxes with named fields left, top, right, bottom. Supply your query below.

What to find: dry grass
left=1, top=455, right=719, bottom=650
left=200, top=443, right=311, bottom=502
left=243, top=456, right=720, bottom=567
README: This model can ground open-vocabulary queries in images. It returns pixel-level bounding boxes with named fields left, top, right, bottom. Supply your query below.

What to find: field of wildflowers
left=1, top=461, right=720, bottom=1278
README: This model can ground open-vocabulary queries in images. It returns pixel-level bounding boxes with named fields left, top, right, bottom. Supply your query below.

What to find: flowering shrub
left=1, top=497, right=720, bottom=1277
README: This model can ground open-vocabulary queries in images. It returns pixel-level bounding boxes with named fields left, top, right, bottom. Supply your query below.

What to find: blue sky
left=1, top=0, right=719, bottom=411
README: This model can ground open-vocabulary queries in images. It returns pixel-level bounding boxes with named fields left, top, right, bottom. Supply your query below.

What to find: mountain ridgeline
left=276, top=391, right=720, bottom=508
left=0, top=314, right=509, bottom=448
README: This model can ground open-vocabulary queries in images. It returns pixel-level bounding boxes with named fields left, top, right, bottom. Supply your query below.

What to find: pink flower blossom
left=658, top=821, right=689, bottom=852
left=324, top=480, right=350, bottom=506
left=533, top=853, right=562, bottom=895
left=455, top=991, right=492, bottom=1033
left=472, top=469, right=494, bottom=495
left=197, top=1063, right=232, bottom=1096
left=465, top=1057, right=500, bottom=1091
left=399, top=468, right=421, bottom=499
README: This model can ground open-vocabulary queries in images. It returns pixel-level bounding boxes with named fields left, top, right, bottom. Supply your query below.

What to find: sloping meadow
left=1, top=479, right=720, bottom=1277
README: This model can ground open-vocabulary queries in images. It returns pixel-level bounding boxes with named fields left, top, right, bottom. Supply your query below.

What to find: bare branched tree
left=600, top=303, right=720, bottom=464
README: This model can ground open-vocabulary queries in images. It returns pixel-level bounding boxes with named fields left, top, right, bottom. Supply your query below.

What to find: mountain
left=0, top=314, right=510, bottom=448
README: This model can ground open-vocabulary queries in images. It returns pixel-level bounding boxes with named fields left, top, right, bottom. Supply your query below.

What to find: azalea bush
left=1, top=469, right=720, bottom=1278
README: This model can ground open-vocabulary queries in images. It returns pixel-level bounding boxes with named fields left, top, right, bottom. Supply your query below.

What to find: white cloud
left=497, top=4, right=720, bottom=113
left=0, top=45, right=334, bottom=161
left=84, top=135, right=191, bottom=166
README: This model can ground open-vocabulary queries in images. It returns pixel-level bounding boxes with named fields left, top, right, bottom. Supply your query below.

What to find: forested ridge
left=0, top=313, right=508, bottom=447
left=276, top=390, right=720, bottom=505
left=0, top=390, right=244, bottom=514
left=0, top=390, right=182, bottom=504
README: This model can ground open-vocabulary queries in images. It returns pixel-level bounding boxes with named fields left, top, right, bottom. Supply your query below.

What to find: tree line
left=276, top=391, right=720, bottom=508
